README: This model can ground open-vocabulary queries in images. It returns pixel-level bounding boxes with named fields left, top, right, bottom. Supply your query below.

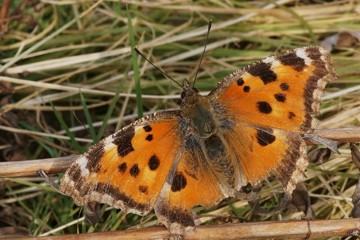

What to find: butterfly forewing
left=60, top=110, right=183, bottom=216
left=210, top=46, right=335, bottom=132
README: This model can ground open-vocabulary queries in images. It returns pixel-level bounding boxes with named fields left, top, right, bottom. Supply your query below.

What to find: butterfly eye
left=193, top=87, right=199, bottom=93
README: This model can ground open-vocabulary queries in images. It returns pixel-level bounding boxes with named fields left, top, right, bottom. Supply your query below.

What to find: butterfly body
left=59, top=46, right=336, bottom=234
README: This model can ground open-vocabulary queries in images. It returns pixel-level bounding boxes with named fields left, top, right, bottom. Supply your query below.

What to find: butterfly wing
left=221, top=123, right=307, bottom=195
left=210, top=46, right=335, bottom=132
left=209, top=46, right=335, bottom=193
left=59, top=110, right=184, bottom=216
left=154, top=135, right=228, bottom=234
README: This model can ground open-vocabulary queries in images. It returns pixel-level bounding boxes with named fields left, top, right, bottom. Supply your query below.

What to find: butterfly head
left=180, top=80, right=200, bottom=102
left=180, top=80, right=217, bottom=138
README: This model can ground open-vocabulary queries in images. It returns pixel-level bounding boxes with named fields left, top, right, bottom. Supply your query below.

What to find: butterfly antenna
left=193, top=20, right=212, bottom=87
left=134, top=48, right=183, bottom=88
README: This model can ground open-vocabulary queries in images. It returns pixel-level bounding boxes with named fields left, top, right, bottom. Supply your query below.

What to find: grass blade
left=97, top=84, right=123, bottom=140
left=51, top=103, right=83, bottom=153
left=126, top=4, right=143, bottom=119
left=79, top=91, right=98, bottom=143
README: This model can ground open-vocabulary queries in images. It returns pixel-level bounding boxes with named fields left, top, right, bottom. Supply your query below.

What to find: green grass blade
left=126, top=4, right=143, bottom=118
left=79, top=91, right=98, bottom=143
left=51, top=103, right=83, bottom=152
left=97, top=84, right=123, bottom=140
left=275, top=3, right=316, bottom=43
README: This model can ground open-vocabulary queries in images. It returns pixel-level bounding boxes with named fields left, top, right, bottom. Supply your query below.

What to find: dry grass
left=0, top=0, right=360, bottom=238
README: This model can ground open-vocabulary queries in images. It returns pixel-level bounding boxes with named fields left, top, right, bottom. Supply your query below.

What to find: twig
left=25, top=219, right=360, bottom=239
left=0, top=127, right=359, bottom=178
left=313, top=128, right=360, bottom=142
left=0, top=156, right=76, bottom=177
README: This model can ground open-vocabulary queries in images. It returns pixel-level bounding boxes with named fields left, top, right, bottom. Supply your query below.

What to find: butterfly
left=58, top=46, right=335, bottom=234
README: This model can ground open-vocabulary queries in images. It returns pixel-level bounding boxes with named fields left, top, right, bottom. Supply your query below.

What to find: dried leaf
left=308, top=147, right=332, bottom=163
left=350, top=143, right=360, bottom=218
left=321, top=31, right=360, bottom=52
left=351, top=178, right=360, bottom=218
left=291, top=183, right=314, bottom=219
left=85, top=202, right=102, bottom=226
left=350, top=143, right=360, bottom=170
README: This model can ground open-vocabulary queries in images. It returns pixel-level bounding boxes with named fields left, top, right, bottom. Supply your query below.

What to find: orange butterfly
left=59, top=46, right=335, bottom=234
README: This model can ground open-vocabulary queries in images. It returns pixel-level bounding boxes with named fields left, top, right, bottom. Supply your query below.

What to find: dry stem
left=21, top=219, right=360, bottom=239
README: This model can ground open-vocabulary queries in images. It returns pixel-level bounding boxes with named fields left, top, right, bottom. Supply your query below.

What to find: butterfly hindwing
left=220, top=123, right=308, bottom=195
left=155, top=135, right=227, bottom=234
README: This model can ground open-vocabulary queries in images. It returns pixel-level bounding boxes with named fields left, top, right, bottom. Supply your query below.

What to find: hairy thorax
left=182, top=93, right=218, bottom=138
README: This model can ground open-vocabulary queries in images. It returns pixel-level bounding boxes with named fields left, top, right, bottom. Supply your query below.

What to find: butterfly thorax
left=181, top=81, right=217, bottom=138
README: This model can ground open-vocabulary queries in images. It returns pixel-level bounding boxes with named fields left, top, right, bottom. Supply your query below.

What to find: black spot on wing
left=256, top=129, right=276, bottom=146
left=118, top=162, right=127, bottom=173
left=143, top=125, right=152, bottom=132
left=278, top=51, right=306, bottom=72
left=243, top=86, right=250, bottom=92
left=171, top=172, right=187, bottom=192
left=129, top=164, right=140, bottom=177
left=138, top=185, right=148, bottom=194
left=280, top=82, right=289, bottom=91
left=148, top=155, right=160, bottom=170
left=247, top=61, right=277, bottom=85
left=288, top=112, right=296, bottom=119
left=257, top=101, right=272, bottom=114
left=113, top=126, right=135, bottom=157
left=274, top=93, right=286, bottom=102
left=237, top=78, right=244, bottom=86
left=146, top=134, right=153, bottom=141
